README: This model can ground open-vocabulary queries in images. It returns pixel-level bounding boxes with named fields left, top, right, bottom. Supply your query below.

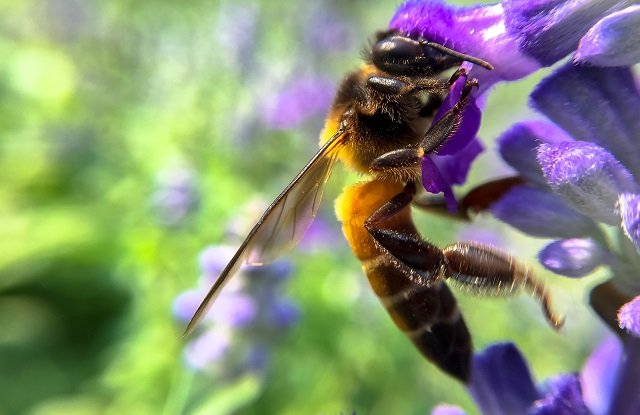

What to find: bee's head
left=370, top=30, right=493, bottom=76
left=370, top=31, right=461, bottom=76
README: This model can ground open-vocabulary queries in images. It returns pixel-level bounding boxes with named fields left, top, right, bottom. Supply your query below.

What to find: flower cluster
left=173, top=244, right=299, bottom=375
left=492, top=63, right=640, bottom=333
left=388, top=0, right=640, bottom=411
left=390, top=0, right=640, bottom=335
left=432, top=337, right=640, bottom=415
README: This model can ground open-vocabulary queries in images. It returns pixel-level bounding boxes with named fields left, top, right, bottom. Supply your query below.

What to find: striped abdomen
left=335, top=179, right=472, bottom=382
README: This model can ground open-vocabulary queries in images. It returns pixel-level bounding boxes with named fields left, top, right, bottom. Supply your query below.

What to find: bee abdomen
left=363, top=258, right=472, bottom=382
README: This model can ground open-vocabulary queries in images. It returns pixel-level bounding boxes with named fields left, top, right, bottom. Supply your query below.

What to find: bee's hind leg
left=364, top=181, right=565, bottom=330
left=363, top=180, right=447, bottom=287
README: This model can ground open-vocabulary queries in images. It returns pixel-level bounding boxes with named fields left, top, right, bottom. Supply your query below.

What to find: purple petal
left=581, top=336, right=622, bottom=415
left=243, top=260, right=294, bottom=283
left=299, top=215, right=343, bottom=252
left=490, top=186, right=601, bottom=239
left=498, top=121, right=573, bottom=186
left=268, top=298, right=300, bottom=329
left=150, top=167, right=199, bottom=226
left=529, top=374, right=590, bottom=415
left=607, top=337, right=640, bottom=415
left=172, top=289, right=206, bottom=322
left=390, top=1, right=540, bottom=93
left=468, top=343, right=539, bottom=415
left=531, top=64, right=640, bottom=179
left=210, top=292, right=257, bottom=328
left=302, top=6, right=354, bottom=53
left=576, top=5, right=640, bottom=67
left=422, top=155, right=456, bottom=212
left=433, top=66, right=481, bottom=156
left=198, top=245, right=236, bottom=278
left=618, top=193, right=640, bottom=253
left=538, top=141, right=637, bottom=224
left=244, top=344, right=270, bottom=372
left=261, top=76, right=334, bottom=130
left=431, top=404, right=467, bottom=415
left=432, top=137, right=483, bottom=187
left=538, top=238, right=608, bottom=278
left=184, top=328, right=231, bottom=370
left=619, top=296, right=640, bottom=337
left=503, top=0, right=631, bottom=66
left=458, top=226, right=504, bottom=249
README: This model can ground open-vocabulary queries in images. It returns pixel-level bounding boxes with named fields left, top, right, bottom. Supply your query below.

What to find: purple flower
left=490, top=62, right=640, bottom=331
left=390, top=0, right=640, bottom=212
left=432, top=404, right=466, bottom=415
left=174, top=242, right=299, bottom=375
left=538, top=238, right=608, bottom=278
left=261, top=76, right=334, bottom=130
left=433, top=337, right=640, bottom=415
left=149, top=167, right=199, bottom=227
left=184, top=327, right=232, bottom=370
left=390, top=1, right=538, bottom=93
left=537, top=141, right=638, bottom=225
left=390, top=0, right=633, bottom=93
left=498, top=120, right=573, bottom=187
left=618, top=193, right=640, bottom=253
left=421, top=64, right=484, bottom=211
left=574, top=5, right=640, bottom=67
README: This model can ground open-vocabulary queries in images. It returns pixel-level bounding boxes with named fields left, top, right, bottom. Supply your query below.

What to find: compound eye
left=373, top=36, right=421, bottom=63
left=371, top=34, right=461, bottom=76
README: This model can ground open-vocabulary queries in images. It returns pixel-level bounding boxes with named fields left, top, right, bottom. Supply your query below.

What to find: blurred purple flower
left=432, top=404, right=466, bottom=415
left=433, top=337, right=640, bottom=415
left=267, top=298, right=300, bottom=329
left=212, top=3, right=261, bottom=70
left=261, top=76, right=334, bottom=130
left=185, top=327, right=232, bottom=370
left=174, top=242, right=299, bottom=375
left=458, top=226, right=504, bottom=249
left=150, top=167, right=199, bottom=227
left=301, top=5, right=354, bottom=53
left=198, top=244, right=237, bottom=283
left=298, top=215, right=343, bottom=252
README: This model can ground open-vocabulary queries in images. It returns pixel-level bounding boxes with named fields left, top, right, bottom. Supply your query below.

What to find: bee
left=186, top=30, right=563, bottom=383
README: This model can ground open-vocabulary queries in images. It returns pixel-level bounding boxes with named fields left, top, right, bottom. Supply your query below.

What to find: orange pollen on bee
left=335, top=179, right=408, bottom=262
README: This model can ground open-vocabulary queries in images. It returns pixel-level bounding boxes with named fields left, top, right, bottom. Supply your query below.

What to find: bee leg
left=370, top=76, right=480, bottom=177
left=413, top=176, right=525, bottom=221
left=421, top=76, right=479, bottom=153
left=364, top=181, right=446, bottom=287
left=442, top=241, right=565, bottom=329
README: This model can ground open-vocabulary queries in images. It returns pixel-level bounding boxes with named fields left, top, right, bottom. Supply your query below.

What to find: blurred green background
left=0, top=0, right=611, bottom=414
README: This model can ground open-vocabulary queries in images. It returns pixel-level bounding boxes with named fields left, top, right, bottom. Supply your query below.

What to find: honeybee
left=186, top=30, right=563, bottom=383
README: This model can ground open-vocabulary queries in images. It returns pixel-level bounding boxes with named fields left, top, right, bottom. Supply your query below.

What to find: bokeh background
left=0, top=0, right=613, bottom=414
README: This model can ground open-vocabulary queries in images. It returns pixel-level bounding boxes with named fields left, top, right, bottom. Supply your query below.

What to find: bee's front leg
left=370, top=76, right=479, bottom=177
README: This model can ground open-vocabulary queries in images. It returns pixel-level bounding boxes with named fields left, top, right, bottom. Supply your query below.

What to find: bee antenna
left=424, top=41, right=494, bottom=71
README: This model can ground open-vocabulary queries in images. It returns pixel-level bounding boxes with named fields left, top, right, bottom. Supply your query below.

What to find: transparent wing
left=185, top=129, right=346, bottom=335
